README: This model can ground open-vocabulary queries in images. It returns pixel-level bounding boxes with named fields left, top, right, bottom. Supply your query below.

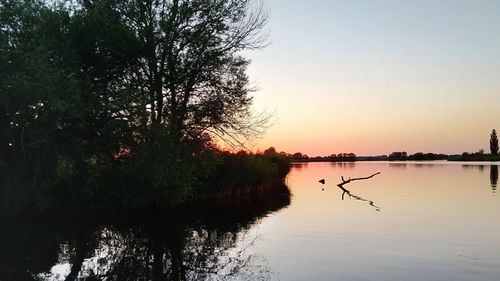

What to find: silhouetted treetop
left=0, top=0, right=280, bottom=215
left=490, top=129, right=498, bottom=155
left=388, top=152, right=408, bottom=161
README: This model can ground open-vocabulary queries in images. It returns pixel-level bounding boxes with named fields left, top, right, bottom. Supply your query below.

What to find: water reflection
left=389, top=163, right=407, bottom=168
left=291, top=162, right=308, bottom=170
left=336, top=184, right=381, bottom=211
left=462, top=164, right=486, bottom=173
left=491, top=165, right=498, bottom=193
left=0, top=183, right=291, bottom=281
left=412, top=163, right=440, bottom=168
left=330, top=162, right=356, bottom=169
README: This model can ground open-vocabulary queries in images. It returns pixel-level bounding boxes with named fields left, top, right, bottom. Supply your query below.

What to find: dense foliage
left=206, top=147, right=291, bottom=192
left=289, top=151, right=450, bottom=162
left=407, top=152, right=447, bottom=160
left=0, top=0, right=288, bottom=216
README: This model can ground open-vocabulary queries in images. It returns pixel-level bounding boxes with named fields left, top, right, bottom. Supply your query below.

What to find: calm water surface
left=2, top=161, right=500, bottom=280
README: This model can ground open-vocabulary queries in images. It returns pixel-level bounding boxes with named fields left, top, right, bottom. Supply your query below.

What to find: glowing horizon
left=243, top=0, right=500, bottom=156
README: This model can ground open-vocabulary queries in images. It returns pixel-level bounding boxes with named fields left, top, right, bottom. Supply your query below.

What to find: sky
left=244, top=0, right=500, bottom=156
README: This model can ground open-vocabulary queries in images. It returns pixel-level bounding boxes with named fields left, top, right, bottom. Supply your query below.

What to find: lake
left=1, top=161, right=500, bottom=280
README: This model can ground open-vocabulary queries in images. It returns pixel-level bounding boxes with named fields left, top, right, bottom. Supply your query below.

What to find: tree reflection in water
left=0, top=183, right=291, bottom=281
left=491, top=165, right=498, bottom=193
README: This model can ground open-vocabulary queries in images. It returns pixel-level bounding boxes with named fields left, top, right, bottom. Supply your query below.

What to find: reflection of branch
left=337, top=172, right=381, bottom=211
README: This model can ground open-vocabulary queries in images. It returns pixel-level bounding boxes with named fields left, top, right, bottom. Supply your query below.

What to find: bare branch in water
left=337, top=172, right=381, bottom=211
left=338, top=172, right=381, bottom=187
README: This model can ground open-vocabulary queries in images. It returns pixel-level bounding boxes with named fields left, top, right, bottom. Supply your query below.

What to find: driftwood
left=338, top=172, right=381, bottom=188
left=337, top=172, right=381, bottom=211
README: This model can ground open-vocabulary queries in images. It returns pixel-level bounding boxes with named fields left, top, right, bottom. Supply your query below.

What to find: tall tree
left=79, top=0, right=269, bottom=148
left=490, top=129, right=498, bottom=155
left=1, top=0, right=269, bottom=165
left=0, top=0, right=271, bottom=211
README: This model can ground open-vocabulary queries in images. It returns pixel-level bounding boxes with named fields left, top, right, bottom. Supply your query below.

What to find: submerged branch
left=338, top=172, right=381, bottom=188
left=337, top=172, right=381, bottom=211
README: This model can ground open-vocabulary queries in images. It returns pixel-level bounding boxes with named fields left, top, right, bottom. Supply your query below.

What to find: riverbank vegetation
left=449, top=151, right=500, bottom=162
left=291, top=152, right=357, bottom=162
left=290, top=150, right=500, bottom=162
left=288, top=132, right=500, bottom=163
left=289, top=151, right=451, bottom=162
left=448, top=129, right=500, bottom=161
left=0, top=0, right=291, bottom=217
left=388, top=152, right=449, bottom=161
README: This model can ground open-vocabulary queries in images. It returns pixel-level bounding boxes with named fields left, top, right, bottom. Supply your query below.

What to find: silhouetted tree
left=338, top=153, right=357, bottom=161
left=408, top=152, right=448, bottom=160
left=388, top=152, right=408, bottom=161
left=2, top=0, right=270, bottom=153
left=0, top=0, right=281, bottom=214
left=264, top=147, right=276, bottom=154
left=490, top=129, right=498, bottom=155
left=89, top=0, right=270, bottom=147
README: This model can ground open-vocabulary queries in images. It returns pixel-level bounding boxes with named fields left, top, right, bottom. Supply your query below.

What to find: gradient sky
left=245, top=0, right=500, bottom=156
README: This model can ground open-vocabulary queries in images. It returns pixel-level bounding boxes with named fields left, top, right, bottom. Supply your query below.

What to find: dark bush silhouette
left=388, top=152, right=408, bottom=161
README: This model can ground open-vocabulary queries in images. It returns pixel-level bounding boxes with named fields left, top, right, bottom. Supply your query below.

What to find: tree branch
left=338, top=172, right=381, bottom=188
left=336, top=172, right=381, bottom=211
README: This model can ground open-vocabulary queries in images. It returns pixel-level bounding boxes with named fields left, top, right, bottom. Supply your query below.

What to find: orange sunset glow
left=247, top=0, right=500, bottom=156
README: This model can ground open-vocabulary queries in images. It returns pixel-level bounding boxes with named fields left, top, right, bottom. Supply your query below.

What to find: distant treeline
left=387, top=152, right=450, bottom=161
left=290, top=152, right=357, bottom=162
left=448, top=129, right=500, bottom=161
left=290, top=151, right=454, bottom=162
left=288, top=129, right=500, bottom=163
left=449, top=151, right=500, bottom=162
